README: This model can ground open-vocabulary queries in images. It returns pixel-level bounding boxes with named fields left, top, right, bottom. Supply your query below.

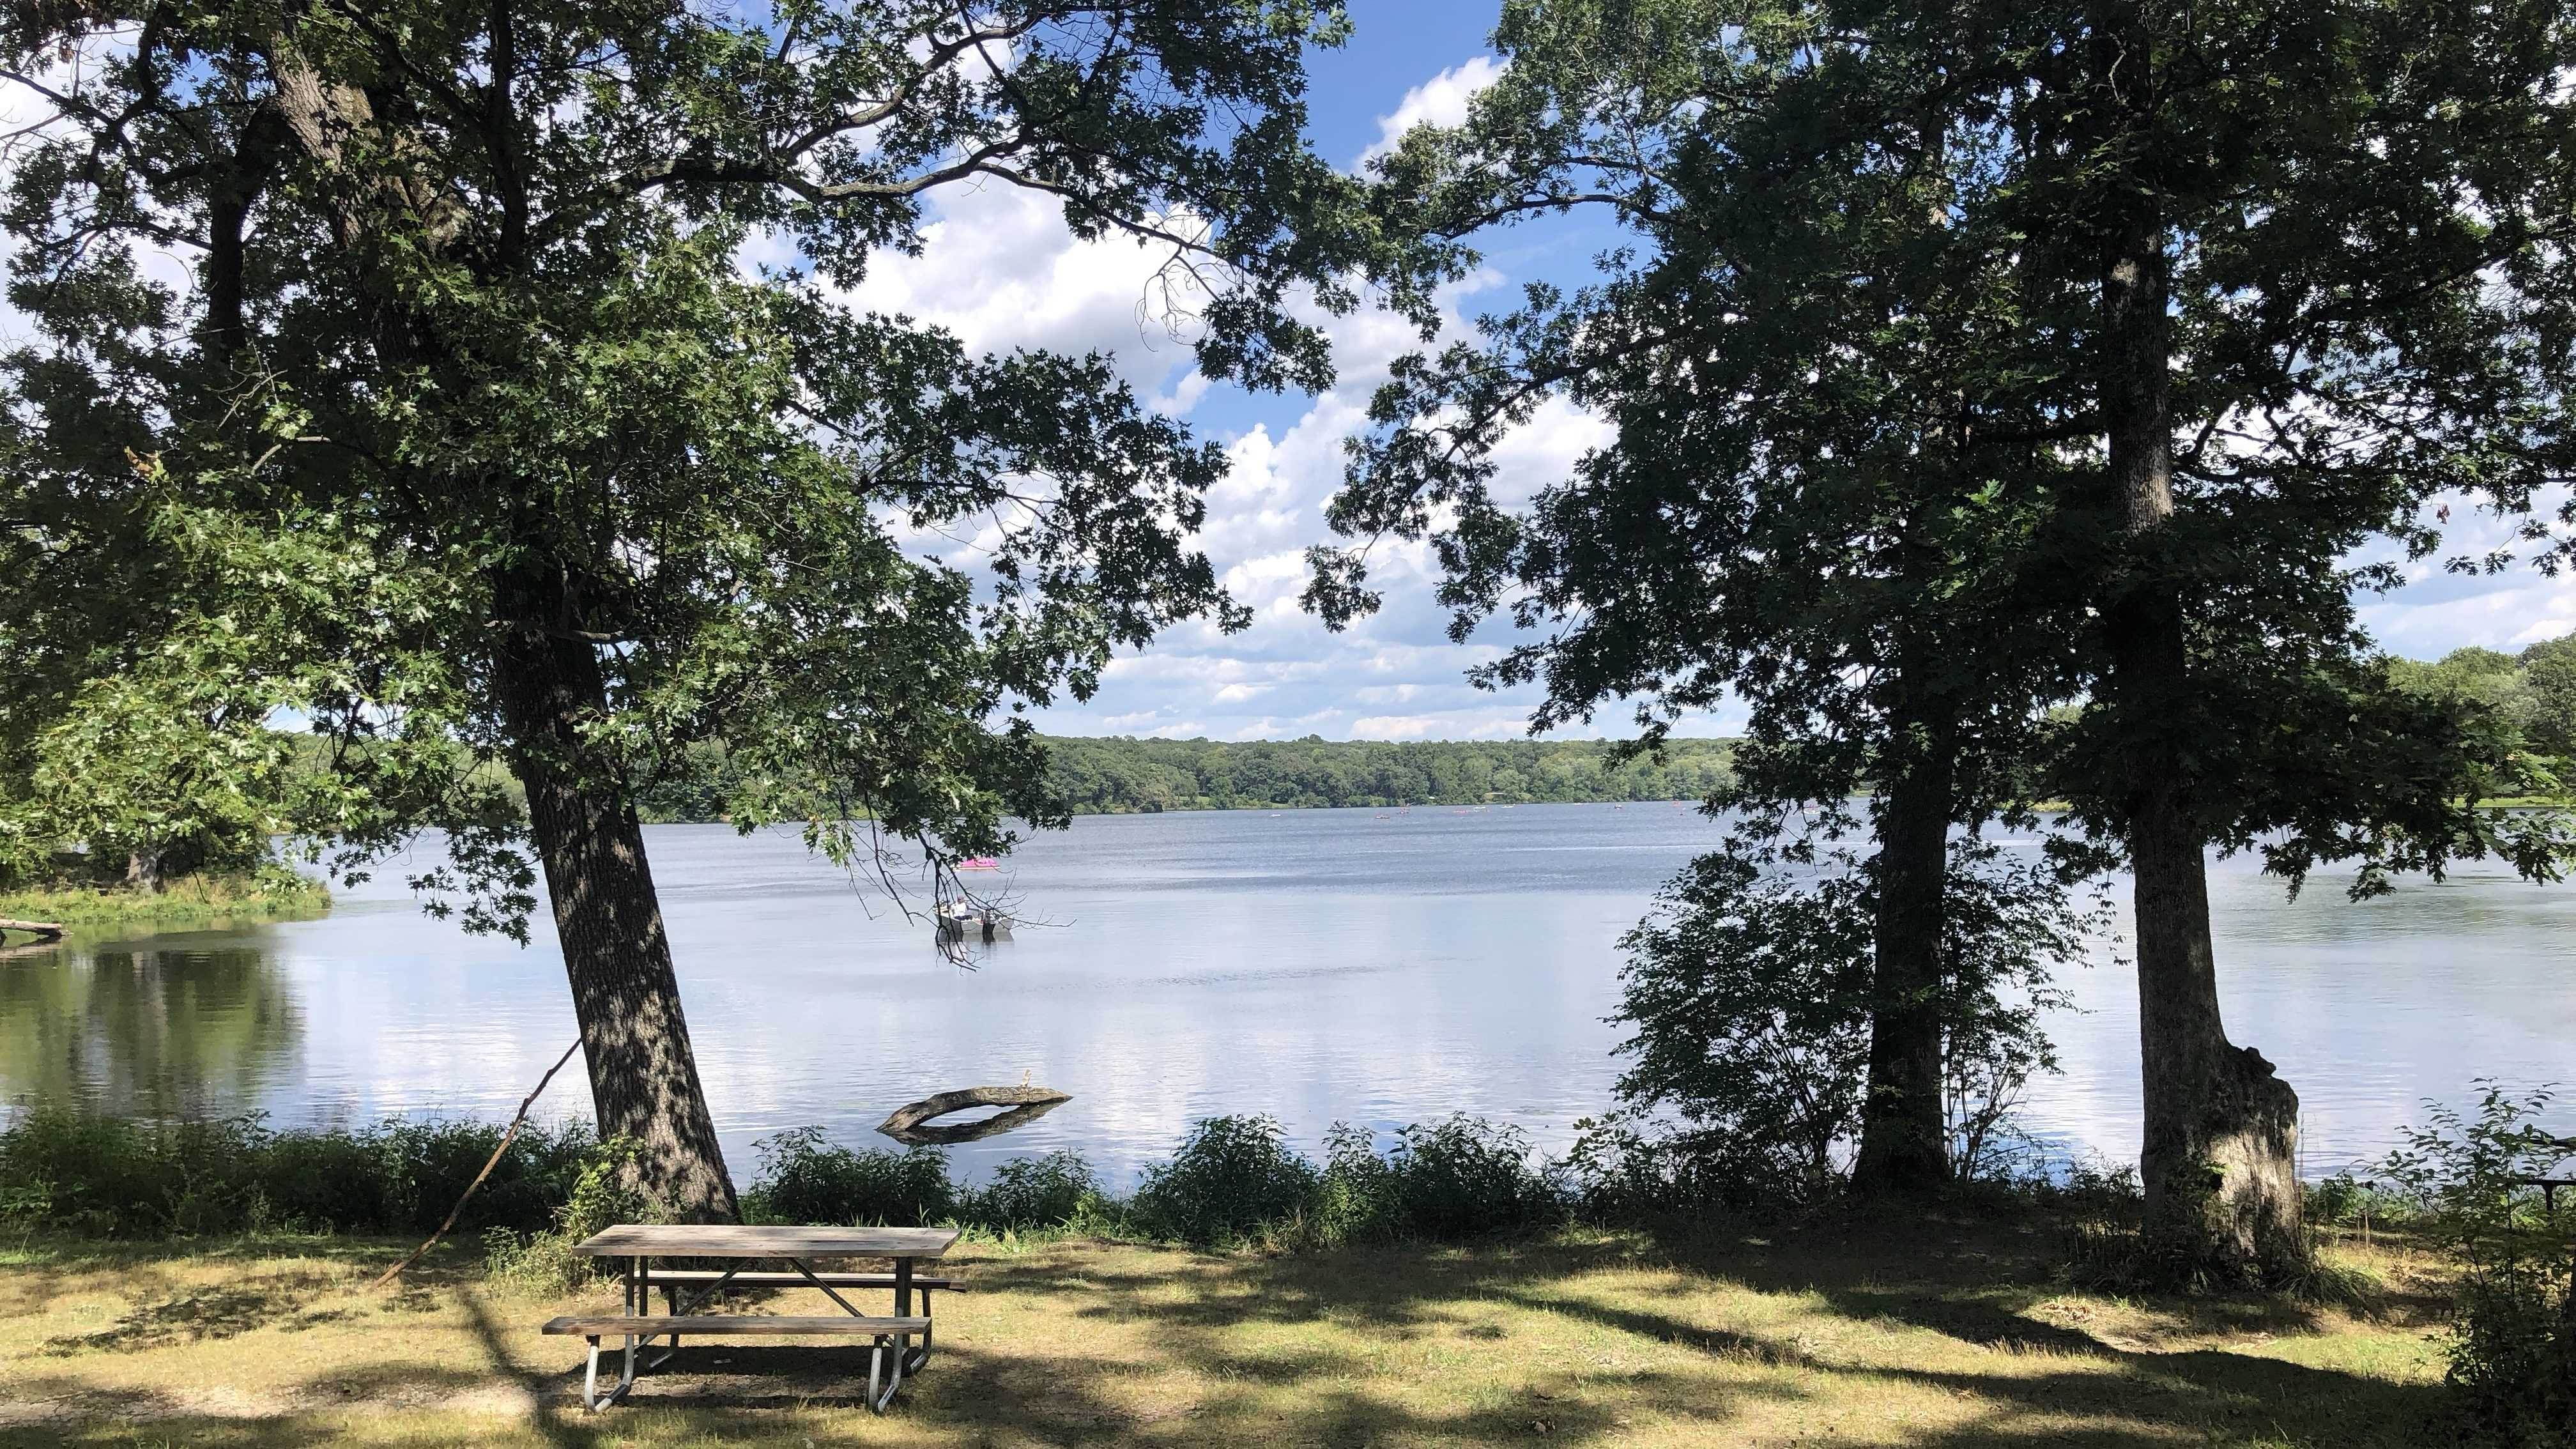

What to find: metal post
left=624, top=1256, right=639, bottom=1389
left=895, top=1256, right=921, bottom=1373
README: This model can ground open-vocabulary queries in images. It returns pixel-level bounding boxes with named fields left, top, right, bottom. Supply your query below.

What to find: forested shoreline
left=634, top=735, right=1737, bottom=821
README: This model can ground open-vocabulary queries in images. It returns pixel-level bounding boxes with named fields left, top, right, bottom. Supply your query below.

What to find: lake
left=3, top=803, right=2570, bottom=1186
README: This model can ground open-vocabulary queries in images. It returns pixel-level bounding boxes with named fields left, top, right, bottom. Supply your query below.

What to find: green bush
left=963, top=1149, right=1100, bottom=1230
left=1323, top=1117, right=1565, bottom=1241
left=741, top=1127, right=958, bottom=1226
left=5, top=1108, right=1592, bottom=1254
left=2380, top=1085, right=2576, bottom=1445
left=0, top=1110, right=595, bottom=1238
left=484, top=1139, right=647, bottom=1294
left=1130, top=1116, right=1321, bottom=1246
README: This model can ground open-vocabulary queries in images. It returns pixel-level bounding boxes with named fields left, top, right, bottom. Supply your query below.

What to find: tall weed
left=962, top=1149, right=1100, bottom=1230
left=2381, top=1084, right=2576, bottom=1445
left=0, top=1110, right=594, bottom=1238
left=1322, top=1116, right=1565, bottom=1241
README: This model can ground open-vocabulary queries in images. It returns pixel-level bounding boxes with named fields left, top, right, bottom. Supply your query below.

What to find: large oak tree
left=0, top=0, right=1400, bottom=1218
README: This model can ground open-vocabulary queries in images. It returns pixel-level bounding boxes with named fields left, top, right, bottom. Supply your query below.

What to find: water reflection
left=0, top=935, right=303, bottom=1118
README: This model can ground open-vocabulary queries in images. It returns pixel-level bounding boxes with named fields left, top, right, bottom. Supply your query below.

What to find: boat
left=935, top=901, right=1013, bottom=941
left=957, top=856, right=1000, bottom=870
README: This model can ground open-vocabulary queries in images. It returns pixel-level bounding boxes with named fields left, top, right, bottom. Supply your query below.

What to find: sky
left=832, top=2, right=1636, bottom=744
left=831, top=1, right=2576, bottom=744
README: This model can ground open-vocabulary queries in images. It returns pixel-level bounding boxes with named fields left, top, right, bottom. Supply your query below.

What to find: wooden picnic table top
left=572, top=1225, right=962, bottom=1259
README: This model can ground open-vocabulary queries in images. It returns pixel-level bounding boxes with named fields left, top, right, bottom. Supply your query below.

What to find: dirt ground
left=0, top=1215, right=2457, bottom=1448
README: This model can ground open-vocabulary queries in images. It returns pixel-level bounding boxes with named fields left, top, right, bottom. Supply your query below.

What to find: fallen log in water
left=878, top=1085, right=1071, bottom=1146
left=0, top=917, right=65, bottom=944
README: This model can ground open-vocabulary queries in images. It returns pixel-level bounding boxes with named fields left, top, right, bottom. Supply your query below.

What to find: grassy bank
left=0, top=868, right=331, bottom=928
left=0, top=1214, right=2450, bottom=1447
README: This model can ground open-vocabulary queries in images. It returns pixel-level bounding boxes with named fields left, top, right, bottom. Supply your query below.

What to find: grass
left=0, top=1212, right=2460, bottom=1447
left=0, top=870, right=332, bottom=928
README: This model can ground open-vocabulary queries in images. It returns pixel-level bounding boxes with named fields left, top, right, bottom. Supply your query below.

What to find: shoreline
left=0, top=871, right=332, bottom=930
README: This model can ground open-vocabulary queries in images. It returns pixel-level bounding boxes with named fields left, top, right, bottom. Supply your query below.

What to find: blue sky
left=841, top=1, right=2576, bottom=744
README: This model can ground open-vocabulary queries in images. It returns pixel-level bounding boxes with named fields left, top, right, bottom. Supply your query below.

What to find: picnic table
left=542, top=1224, right=962, bottom=1412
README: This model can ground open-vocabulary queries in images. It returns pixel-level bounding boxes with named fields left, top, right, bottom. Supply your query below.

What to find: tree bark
left=488, top=569, right=739, bottom=1223
left=2092, top=4, right=2303, bottom=1276
left=1853, top=703, right=1955, bottom=1193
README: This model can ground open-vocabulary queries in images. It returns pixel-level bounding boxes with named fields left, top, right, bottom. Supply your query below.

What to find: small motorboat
left=935, top=901, right=1013, bottom=942
left=957, top=856, right=1000, bottom=870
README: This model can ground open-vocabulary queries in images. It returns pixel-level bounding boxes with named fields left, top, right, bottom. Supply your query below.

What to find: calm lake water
left=3, top=804, right=2570, bottom=1185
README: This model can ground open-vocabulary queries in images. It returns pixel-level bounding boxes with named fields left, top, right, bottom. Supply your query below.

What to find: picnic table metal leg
left=624, top=1257, right=640, bottom=1388
left=867, top=1331, right=905, bottom=1414
left=895, top=1257, right=926, bottom=1374
left=581, top=1335, right=641, bottom=1412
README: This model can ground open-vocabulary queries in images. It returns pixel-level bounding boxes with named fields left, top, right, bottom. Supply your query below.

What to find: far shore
left=0, top=871, right=332, bottom=930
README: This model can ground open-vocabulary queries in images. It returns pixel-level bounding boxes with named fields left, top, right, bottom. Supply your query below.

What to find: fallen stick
left=0, top=917, right=65, bottom=943
left=370, top=1037, right=583, bottom=1292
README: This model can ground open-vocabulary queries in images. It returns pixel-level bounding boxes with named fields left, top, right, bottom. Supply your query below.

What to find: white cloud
left=773, top=76, right=2576, bottom=744
left=839, top=175, right=1689, bottom=741
left=1355, top=56, right=1505, bottom=170
left=2350, top=492, right=2576, bottom=661
left=831, top=180, right=1211, bottom=408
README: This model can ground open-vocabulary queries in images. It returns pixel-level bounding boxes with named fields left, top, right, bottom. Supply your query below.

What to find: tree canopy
left=0, top=0, right=1404, bottom=1216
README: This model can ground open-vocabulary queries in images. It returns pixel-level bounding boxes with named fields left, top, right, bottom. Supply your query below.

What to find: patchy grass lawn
left=0, top=1214, right=2455, bottom=1448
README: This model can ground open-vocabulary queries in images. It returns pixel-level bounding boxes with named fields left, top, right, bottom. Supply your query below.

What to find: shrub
left=2380, top=1084, right=2576, bottom=1445
left=1323, top=1117, right=1565, bottom=1241
left=1130, top=1116, right=1320, bottom=1246
left=0, top=1110, right=594, bottom=1238
left=963, top=1150, right=1099, bottom=1230
left=742, top=1128, right=957, bottom=1226
left=1609, top=839, right=2097, bottom=1208
left=484, top=1138, right=645, bottom=1294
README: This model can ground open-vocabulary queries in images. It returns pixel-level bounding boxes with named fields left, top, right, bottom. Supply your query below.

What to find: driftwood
left=0, top=917, right=65, bottom=944
left=878, top=1085, right=1070, bottom=1146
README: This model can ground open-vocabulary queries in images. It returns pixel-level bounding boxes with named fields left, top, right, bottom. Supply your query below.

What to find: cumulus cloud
left=1355, top=56, right=1505, bottom=169
left=823, top=139, right=1652, bottom=742
left=828, top=180, right=1213, bottom=410
left=825, top=50, right=2576, bottom=742
left=2352, top=494, right=2576, bottom=660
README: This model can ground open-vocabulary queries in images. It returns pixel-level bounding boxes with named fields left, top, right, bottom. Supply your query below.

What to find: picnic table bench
left=541, top=1224, right=961, bottom=1412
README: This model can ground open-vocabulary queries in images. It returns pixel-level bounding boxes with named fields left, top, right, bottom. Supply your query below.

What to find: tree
left=1319, top=0, right=2576, bottom=1274
left=0, top=0, right=1393, bottom=1218
left=1312, top=0, right=2095, bottom=1197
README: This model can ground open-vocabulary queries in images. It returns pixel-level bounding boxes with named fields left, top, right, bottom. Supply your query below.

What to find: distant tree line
left=2388, top=637, right=2576, bottom=772
left=633, top=735, right=1737, bottom=822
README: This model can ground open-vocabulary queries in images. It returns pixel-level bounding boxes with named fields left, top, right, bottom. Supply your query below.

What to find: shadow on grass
left=0, top=1217, right=2453, bottom=1447
left=995, top=1218, right=2450, bottom=1448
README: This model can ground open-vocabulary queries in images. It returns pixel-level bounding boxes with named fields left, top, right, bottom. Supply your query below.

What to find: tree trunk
left=125, top=838, right=167, bottom=894
left=488, top=570, right=739, bottom=1223
left=1854, top=705, right=1955, bottom=1193
left=2092, top=4, right=2303, bottom=1276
